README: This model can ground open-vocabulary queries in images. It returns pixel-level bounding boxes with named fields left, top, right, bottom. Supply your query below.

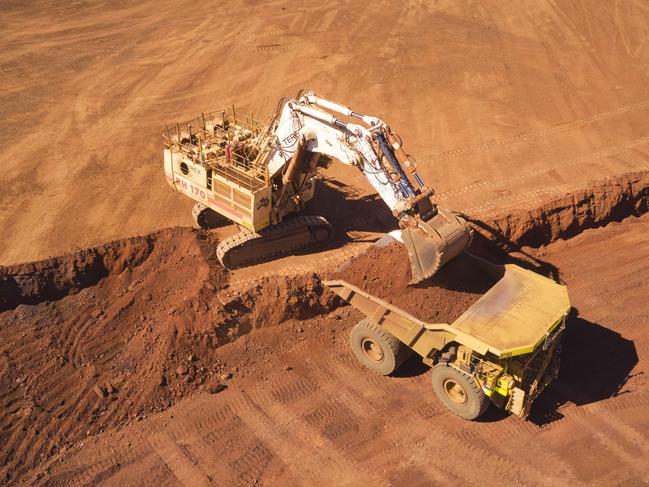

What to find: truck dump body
left=325, top=258, right=569, bottom=359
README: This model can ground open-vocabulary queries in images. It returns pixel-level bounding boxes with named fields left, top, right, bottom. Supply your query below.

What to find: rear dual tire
left=349, top=320, right=490, bottom=420
left=350, top=319, right=408, bottom=376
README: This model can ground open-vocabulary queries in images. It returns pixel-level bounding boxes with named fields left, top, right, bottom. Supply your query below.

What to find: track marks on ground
left=419, top=99, right=649, bottom=165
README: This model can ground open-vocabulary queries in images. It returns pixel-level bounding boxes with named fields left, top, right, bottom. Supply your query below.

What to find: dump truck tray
left=324, top=257, right=570, bottom=360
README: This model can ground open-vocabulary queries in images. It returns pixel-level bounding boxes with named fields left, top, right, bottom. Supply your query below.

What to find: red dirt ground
left=2, top=0, right=649, bottom=485
left=2, top=212, right=646, bottom=486
left=1, top=178, right=649, bottom=485
left=0, top=228, right=338, bottom=484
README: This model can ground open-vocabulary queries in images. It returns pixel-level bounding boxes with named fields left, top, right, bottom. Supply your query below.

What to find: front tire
left=431, top=365, right=490, bottom=420
left=350, top=319, right=406, bottom=376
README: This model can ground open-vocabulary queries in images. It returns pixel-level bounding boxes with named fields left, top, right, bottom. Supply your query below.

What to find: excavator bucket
left=400, top=207, right=473, bottom=283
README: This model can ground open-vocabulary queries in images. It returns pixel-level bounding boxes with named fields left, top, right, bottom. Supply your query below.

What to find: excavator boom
left=163, top=90, right=473, bottom=282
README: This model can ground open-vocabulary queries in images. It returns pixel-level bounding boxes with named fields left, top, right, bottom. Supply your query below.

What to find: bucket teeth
left=402, top=207, right=473, bottom=284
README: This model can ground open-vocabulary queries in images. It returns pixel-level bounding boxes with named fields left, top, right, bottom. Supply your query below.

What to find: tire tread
left=350, top=319, right=406, bottom=375
left=431, top=364, right=490, bottom=420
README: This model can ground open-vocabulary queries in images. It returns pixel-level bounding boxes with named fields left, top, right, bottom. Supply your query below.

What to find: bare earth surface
left=2, top=0, right=649, bottom=485
left=2, top=213, right=647, bottom=486
left=2, top=0, right=649, bottom=266
left=330, top=244, right=495, bottom=323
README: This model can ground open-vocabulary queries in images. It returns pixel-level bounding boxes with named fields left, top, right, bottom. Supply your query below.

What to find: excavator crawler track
left=216, top=215, right=334, bottom=269
left=192, top=203, right=227, bottom=229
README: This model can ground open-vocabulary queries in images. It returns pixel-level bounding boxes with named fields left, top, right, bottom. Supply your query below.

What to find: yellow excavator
left=163, top=89, right=472, bottom=282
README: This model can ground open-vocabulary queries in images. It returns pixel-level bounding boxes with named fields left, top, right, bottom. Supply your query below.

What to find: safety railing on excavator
left=164, top=109, right=271, bottom=191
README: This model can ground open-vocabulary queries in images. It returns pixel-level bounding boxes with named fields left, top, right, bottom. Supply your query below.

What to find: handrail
left=164, top=108, right=270, bottom=190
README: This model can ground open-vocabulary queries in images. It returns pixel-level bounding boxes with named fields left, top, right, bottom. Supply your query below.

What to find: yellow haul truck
left=324, top=255, right=570, bottom=420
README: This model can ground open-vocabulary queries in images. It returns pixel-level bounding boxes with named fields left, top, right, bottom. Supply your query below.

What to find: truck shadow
left=464, top=309, right=640, bottom=425
left=462, top=218, right=639, bottom=425
left=527, top=309, right=639, bottom=426
left=392, top=353, right=430, bottom=379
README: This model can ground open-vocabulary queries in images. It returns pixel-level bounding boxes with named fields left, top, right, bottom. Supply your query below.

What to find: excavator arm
left=264, top=91, right=473, bottom=282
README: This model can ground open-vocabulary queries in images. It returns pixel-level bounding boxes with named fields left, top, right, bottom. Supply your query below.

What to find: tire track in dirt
left=148, top=432, right=218, bottom=486
left=435, top=135, right=649, bottom=203
left=3, top=172, right=649, bottom=484
left=318, top=352, right=569, bottom=486
left=418, top=100, right=649, bottom=165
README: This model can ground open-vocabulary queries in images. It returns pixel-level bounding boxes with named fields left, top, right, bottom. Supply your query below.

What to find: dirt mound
left=37, top=214, right=649, bottom=487
left=0, top=235, right=155, bottom=312
left=0, top=228, right=338, bottom=480
left=472, top=171, right=649, bottom=250
left=3, top=171, right=649, bottom=483
left=330, top=242, right=495, bottom=323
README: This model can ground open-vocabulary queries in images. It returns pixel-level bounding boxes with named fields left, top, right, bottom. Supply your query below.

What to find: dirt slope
left=2, top=177, right=649, bottom=485
left=0, top=228, right=337, bottom=482
left=2, top=0, right=649, bottom=265
left=17, top=212, right=649, bottom=486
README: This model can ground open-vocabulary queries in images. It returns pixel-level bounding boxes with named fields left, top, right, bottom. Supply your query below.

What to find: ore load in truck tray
left=326, top=244, right=570, bottom=358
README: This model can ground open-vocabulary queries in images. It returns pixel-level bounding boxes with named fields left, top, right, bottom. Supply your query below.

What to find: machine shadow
left=527, top=309, right=639, bottom=426
left=392, top=353, right=430, bottom=379
left=304, top=178, right=394, bottom=244
left=225, top=177, right=394, bottom=265
left=461, top=217, right=638, bottom=424
left=281, top=178, right=393, bottom=261
left=463, top=216, right=561, bottom=282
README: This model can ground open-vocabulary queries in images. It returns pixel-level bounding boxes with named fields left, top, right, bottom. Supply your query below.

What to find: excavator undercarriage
left=216, top=215, right=333, bottom=268
left=163, top=91, right=472, bottom=281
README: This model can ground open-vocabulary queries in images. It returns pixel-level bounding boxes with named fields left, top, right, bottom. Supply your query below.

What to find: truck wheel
left=192, top=203, right=226, bottom=229
left=350, top=319, right=405, bottom=376
left=431, top=365, right=490, bottom=420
